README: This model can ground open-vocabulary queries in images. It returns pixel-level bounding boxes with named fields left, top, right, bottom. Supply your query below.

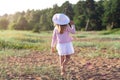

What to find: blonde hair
left=58, top=25, right=67, bottom=34
left=54, top=24, right=67, bottom=34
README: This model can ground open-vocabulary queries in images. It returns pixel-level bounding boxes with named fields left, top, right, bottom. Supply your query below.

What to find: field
left=0, top=30, right=120, bottom=80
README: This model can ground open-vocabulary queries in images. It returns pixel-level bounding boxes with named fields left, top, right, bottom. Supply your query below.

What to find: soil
left=0, top=33, right=120, bottom=80
left=2, top=48, right=120, bottom=80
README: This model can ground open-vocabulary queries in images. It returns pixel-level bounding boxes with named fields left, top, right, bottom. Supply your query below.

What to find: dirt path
left=1, top=49, right=119, bottom=80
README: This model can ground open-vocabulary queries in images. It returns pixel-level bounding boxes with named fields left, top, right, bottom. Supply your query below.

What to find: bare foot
left=60, top=66, right=65, bottom=76
left=61, top=71, right=65, bottom=76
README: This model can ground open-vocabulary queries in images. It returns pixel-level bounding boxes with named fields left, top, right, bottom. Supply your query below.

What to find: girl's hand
left=51, top=47, right=55, bottom=53
left=70, top=21, right=74, bottom=25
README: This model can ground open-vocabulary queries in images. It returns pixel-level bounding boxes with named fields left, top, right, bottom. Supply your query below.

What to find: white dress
left=56, top=42, right=74, bottom=56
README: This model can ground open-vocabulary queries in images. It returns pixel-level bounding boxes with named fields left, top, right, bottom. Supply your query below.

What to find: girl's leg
left=59, top=56, right=65, bottom=75
left=64, top=55, right=70, bottom=65
left=60, top=56, right=64, bottom=66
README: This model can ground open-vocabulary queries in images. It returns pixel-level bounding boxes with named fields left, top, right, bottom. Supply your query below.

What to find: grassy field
left=0, top=30, right=120, bottom=80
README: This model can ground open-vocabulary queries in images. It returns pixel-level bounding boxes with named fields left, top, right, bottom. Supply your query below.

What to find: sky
left=0, top=0, right=79, bottom=16
left=0, top=0, right=98, bottom=16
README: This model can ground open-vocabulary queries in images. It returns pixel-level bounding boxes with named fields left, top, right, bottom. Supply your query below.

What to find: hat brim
left=52, top=13, right=70, bottom=25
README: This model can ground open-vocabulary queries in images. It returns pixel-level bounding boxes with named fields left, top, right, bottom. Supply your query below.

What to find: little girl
left=51, top=13, right=76, bottom=76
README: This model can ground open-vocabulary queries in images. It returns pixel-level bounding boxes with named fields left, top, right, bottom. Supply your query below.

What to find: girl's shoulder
left=54, top=27, right=58, bottom=31
left=54, top=27, right=58, bottom=29
left=53, top=27, right=59, bottom=33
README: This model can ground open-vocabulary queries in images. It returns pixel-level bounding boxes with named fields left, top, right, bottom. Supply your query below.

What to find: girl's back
left=53, top=25, right=75, bottom=44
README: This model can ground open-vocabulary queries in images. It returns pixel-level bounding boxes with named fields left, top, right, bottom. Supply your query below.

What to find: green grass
left=101, top=28, right=120, bottom=35
left=0, top=49, right=31, bottom=59
left=0, top=30, right=120, bottom=58
left=0, top=30, right=51, bottom=51
left=74, top=29, right=120, bottom=58
left=0, top=30, right=120, bottom=79
left=0, top=64, right=61, bottom=80
left=78, top=48, right=120, bottom=59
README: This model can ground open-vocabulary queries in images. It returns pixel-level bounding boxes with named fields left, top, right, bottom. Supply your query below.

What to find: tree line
left=0, top=0, right=120, bottom=32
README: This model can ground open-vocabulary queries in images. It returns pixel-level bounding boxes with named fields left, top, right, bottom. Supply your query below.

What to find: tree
left=103, top=0, right=120, bottom=29
left=12, top=12, right=23, bottom=23
left=52, top=4, right=60, bottom=14
left=32, top=23, right=40, bottom=33
left=61, top=1, right=74, bottom=20
left=39, top=14, right=48, bottom=30
left=0, top=18, right=9, bottom=29
left=15, top=16, right=29, bottom=30
left=85, top=0, right=97, bottom=31
left=24, top=9, right=32, bottom=23
left=74, top=0, right=86, bottom=30
left=95, top=0, right=105, bottom=30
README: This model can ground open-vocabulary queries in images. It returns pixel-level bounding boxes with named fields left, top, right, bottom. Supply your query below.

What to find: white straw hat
left=52, top=13, right=70, bottom=25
